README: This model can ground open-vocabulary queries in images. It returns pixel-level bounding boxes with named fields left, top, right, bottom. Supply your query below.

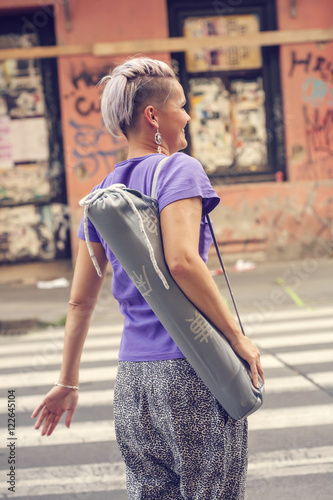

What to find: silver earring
left=155, top=129, right=162, bottom=154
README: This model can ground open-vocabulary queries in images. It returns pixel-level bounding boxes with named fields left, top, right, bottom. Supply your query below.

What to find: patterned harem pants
left=114, top=358, right=248, bottom=500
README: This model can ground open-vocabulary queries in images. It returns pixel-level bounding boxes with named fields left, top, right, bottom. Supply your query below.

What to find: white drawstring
left=79, top=185, right=169, bottom=290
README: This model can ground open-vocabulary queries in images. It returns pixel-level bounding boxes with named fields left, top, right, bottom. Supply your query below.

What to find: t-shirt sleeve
left=155, top=152, right=220, bottom=216
left=77, top=213, right=101, bottom=242
left=77, top=184, right=102, bottom=242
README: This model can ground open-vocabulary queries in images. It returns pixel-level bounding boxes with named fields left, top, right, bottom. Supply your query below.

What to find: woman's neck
left=126, top=137, right=170, bottom=160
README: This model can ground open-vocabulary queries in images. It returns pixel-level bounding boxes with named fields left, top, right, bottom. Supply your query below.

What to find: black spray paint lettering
left=289, top=50, right=333, bottom=82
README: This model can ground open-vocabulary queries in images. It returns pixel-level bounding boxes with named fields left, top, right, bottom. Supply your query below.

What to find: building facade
left=0, top=0, right=332, bottom=265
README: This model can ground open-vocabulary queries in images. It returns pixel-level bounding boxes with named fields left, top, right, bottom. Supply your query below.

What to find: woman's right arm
left=160, top=197, right=264, bottom=388
left=31, top=239, right=108, bottom=436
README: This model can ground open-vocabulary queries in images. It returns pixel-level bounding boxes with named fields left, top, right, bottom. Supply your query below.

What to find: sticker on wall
left=0, top=163, right=50, bottom=205
left=11, top=117, right=49, bottom=163
left=184, top=15, right=262, bottom=72
left=0, top=115, right=13, bottom=169
left=230, top=79, right=267, bottom=170
left=188, top=77, right=268, bottom=176
left=0, top=203, right=70, bottom=263
left=189, top=78, right=233, bottom=173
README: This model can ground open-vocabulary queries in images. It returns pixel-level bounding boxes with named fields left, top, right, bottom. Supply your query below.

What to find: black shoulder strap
left=206, top=215, right=245, bottom=336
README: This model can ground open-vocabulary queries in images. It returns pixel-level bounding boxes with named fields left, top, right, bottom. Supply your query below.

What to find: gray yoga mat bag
left=79, top=156, right=264, bottom=420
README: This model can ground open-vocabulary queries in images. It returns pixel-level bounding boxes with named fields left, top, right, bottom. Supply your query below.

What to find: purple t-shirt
left=78, top=152, right=220, bottom=361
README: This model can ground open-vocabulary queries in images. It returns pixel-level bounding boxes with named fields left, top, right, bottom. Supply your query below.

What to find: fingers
left=45, top=414, right=62, bottom=436
left=250, top=363, right=259, bottom=389
left=41, top=409, right=64, bottom=436
left=258, top=363, right=265, bottom=384
left=251, top=356, right=264, bottom=389
left=33, top=405, right=48, bottom=430
left=65, top=409, right=75, bottom=429
left=31, top=400, right=47, bottom=419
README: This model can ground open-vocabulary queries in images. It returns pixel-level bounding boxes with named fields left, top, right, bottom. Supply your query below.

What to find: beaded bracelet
left=54, top=382, right=79, bottom=390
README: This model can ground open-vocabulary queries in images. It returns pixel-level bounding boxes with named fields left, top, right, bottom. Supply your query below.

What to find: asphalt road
left=0, top=258, right=332, bottom=499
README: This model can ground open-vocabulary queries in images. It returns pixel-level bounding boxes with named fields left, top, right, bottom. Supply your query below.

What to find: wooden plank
left=93, top=28, right=333, bottom=56
left=0, top=28, right=332, bottom=61
left=0, top=44, right=93, bottom=60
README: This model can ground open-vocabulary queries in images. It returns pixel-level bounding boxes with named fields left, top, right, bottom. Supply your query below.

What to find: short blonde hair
left=100, top=57, right=176, bottom=137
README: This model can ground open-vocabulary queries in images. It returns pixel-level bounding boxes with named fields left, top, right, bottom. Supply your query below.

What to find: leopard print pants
left=114, top=358, right=248, bottom=499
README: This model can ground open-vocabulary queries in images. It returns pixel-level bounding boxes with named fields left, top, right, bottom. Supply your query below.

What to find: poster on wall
left=184, top=15, right=262, bottom=72
left=0, top=115, right=13, bottom=169
left=189, top=77, right=268, bottom=176
left=11, top=117, right=49, bottom=163
left=189, top=78, right=233, bottom=173
left=230, top=80, right=267, bottom=171
left=0, top=203, right=70, bottom=262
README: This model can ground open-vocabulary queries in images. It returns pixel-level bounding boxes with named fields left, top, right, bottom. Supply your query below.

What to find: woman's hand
left=229, top=335, right=264, bottom=389
left=31, top=385, right=79, bottom=436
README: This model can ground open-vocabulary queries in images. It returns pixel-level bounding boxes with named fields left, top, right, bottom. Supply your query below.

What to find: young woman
left=32, top=57, right=264, bottom=500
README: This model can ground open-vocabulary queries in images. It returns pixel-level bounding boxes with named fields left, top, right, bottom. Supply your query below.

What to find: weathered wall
left=211, top=179, right=333, bottom=260
left=0, top=0, right=169, bottom=261
left=0, top=16, right=69, bottom=263
left=1, top=0, right=332, bottom=263
left=213, top=0, right=333, bottom=260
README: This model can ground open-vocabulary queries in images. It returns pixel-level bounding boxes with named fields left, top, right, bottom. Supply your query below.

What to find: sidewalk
left=0, top=257, right=332, bottom=334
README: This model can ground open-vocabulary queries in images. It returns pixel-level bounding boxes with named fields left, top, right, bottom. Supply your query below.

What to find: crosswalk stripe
left=0, top=373, right=328, bottom=416
left=2, top=358, right=282, bottom=388
left=0, top=373, right=321, bottom=416
left=0, top=389, right=114, bottom=415
left=249, top=404, right=333, bottom=431
left=0, top=332, right=122, bottom=356
left=0, top=347, right=120, bottom=369
left=241, top=306, right=333, bottom=324
left=248, top=462, right=333, bottom=479
left=8, top=340, right=333, bottom=374
left=2, top=329, right=332, bottom=366
left=249, top=444, right=333, bottom=467
left=263, top=375, right=316, bottom=393
left=0, top=366, right=118, bottom=390
left=0, top=374, right=329, bottom=416
left=278, top=348, right=333, bottom=365
left=2, top=445, right=333, bottom=498
left=248, top=451, right=333, bottom=479
left=308, top=371, right=333, bottom=388
left=246, top=317, right=332, bottom=335
left=7, top=420, right=116, bottom=447
left=1, top=350, right=331, bottom=385
left=5, top=404, right=333, bottom=449
left=0, top=462, right=126, bottom=498
left=248, top=444, right=333, bottom=479
left=252, top=331, right=333, bottom=348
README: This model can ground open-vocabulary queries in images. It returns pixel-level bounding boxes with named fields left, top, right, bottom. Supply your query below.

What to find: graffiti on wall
left=0, top=203, right=70, bottom=263
left=64, top=66, right=128, bottom=181
left=288, top=49, right=333, bottom=180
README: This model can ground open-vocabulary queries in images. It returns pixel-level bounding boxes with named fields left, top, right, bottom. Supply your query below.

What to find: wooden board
left=0, top=28, right=332, bottom=61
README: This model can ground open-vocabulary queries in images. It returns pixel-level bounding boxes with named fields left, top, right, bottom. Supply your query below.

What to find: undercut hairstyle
left=100, top=57, right=177, bottom=137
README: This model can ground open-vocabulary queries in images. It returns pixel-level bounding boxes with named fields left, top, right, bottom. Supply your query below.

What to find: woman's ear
left=144, top=105, right=158, bottom=129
